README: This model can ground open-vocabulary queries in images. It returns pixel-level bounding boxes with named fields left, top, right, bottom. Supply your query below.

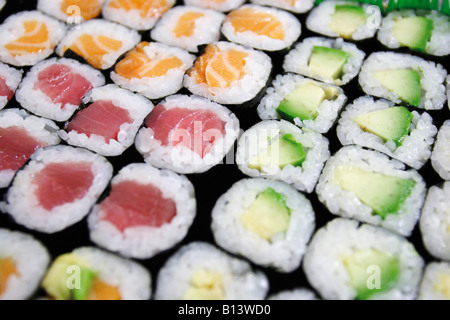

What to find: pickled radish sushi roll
left=235, top=120, right=330, bottom=193
left=316, top=146, right=426, bottom=236
left=336, top=96, right=437, bottom=170
left=184, top=41, right=272, bottom=105
left=303, top=218, right=424, bottom=300
left=211, top=178, right=315, bottom=272
left=250, top=0, right=315, bottom=14
left=59, top=84, right=153, bottom=157
left=135, top=94, right=239, bottom=174
left=41, top=247, right=151, bottom=300
left=221, top=4, right=301, bottom=52
left=418, top=262, right=450, bottom=300
left=16, top=58, right=105, bottom=122
left=0, top=11, right=66, bottom=66
left=184, top=0, right=245, bottom=12
left=432, top=121, right=450, bottom=180
left=268, top=288, right=318, bottom=300
left=5, top=145, right=113, bottom=233
left=358, top=51, right=447, bottom=109
left=257, top=73, right=346, bottom=134
left=0, top=63, right=21, bottom=110
left=88, top=163, right=196, bottom=259
left=111, top=42, right=195, bottom=100
left=0, top=229, right=50, bottom=300
left=0, top=109, right=60, bottom=188
left=154, top=242, right=269, bottom=300
left=283, top=37, right=365, bottom=86
left=37, top=0, right=104, bottom=22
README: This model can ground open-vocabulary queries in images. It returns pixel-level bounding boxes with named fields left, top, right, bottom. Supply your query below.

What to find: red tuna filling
left=0, top=76, right=14, bottom=101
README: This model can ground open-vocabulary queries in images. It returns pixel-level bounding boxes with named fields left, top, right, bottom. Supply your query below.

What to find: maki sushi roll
left=268, top=288, right=318, bottom=300
left=135, top=94, right=240, bottom=174
left=150, top=6, right=225, bottom=53
left=257, top=73, right=347, bottom=134
left=377, top=10, right=450, bottom=56
left=336, top=96, right=437, bottom=170
left=5, top=145, right=113, bottom=233
left=0, top=63, right=22, bottom=110
left=221, top=4, right=301, bottom=52
left=88, top=163, right=196, bottom=260
left=418, top=262, right=450, bottom=300
left=211, top=178, right=315, bottom=272
left=0, top=109, right=60, bottom=188
left=111, top=42, right=196, bottom=100
left=0, top=11, right=66, bottom=67
left=183, top=41, right=272, bottom=106
left=15, top=57, right=105, bottom=122
left=37, top=0, right=104, bottom=22
left=306, top=1, right=381, bottom=40
left=249, top=0, right=315, bottom=14
left=154, top=242, right=269, bottom=300
left=303, top=218, right=424, bottom=300
left=283, top=37, right=365, bottom=86
left=183, top=0, right=245, bottom=12
left=316, top=146, right=426, bottom=236
left=431, top=120, right=450, bottom=180
left=235, top=120, right=330, bottom=193
left=59, top=84, right=153, bottom=157
left=358, top=51, right=447, bottom=110
left=41, top=247, right=151, bottom=300
left=0, top=229, right=50, bottom=300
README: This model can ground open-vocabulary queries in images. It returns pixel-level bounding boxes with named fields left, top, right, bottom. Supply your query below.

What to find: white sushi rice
left=88, top=163, right=196, bottom=260
left=283, top=37, right=365, bottom=86
left=419, top=182, right=450, bottom=261
left=250, top=0, right=315, bottom=14
left=235, top=120, right=330, bottom=193
left=37, top=0, right=105, bottom=22
left=0, top=11, right=67, bottom=66
left=0, top=62, right=22, bottom=110
left=5, top=145, right=113, bottom=234
left=135, top=94, right=240, bottom=174
left=211, top=178, right=315, bottom=272
left=434, top=121, right=450, bottom=180
left=16, top=57, right=105, bottom=122
left=418, top=262, right=450, bottom=300
left=0, top=229, right=50, bottom=300
left=0, top=0, right=5, bottom=11
left=0, top=108, right=60, bottom=188
left=447, top=75, right=449, bottom=108
left=58, top=84, right=153, bottom=157
left=257, top=73, right=347, bottom=134
left=358, top=51, right=448, bottom=110
left=183, top=41, right=272, bottom=105
left=268, top=288, right=318, bottom=300
left=110, top=42, right=196, bottom=100
left=303, top=218, right=424, bottom=300
left=151, top=6, right=225, bottom=53
left=377, top=10, right=450, bottom=57
left=154, top=242, right=269, bottom=300
left=184, top=0, right=245, bottom=12
left=336, top=96, right=437, bottom=170
left=316, top=146, right=426, bottom=237
left=221, top=4, right=301, bottom=52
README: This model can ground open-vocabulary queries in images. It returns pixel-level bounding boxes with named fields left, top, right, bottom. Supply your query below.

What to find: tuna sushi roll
left=0, top=11, right=66, bottom=67
left=184, top=41, right=272, bottom=106
left=0, top=229, right=50, bottom=300
left=431, top=121, right=450, bottom=180
left=111, top=42, right=195, bottom=100
left=41, top=247, right=151, bottom=300
left=250, top=0, right=315, bottom=14
left=0, top=63, right=22, bottom=110
left=0, top=109, right=60, bottom=188
left=257, top=73, right=346, bottom=134
left=336, top=96, right=437, bottom=170
left=183, top=0, right=245, bottom=12
left=283, top=37, right=365, bottom=86
left=88, top=163, right=196, bottom=259
left=150, top=6, right=225, bottom=53
left=154, top=242, right=269, bottom=300
left=316, top=146, right=426, bottom=236
left=56, top=19, right=141, bottom=70
left=102, top=0, right=175, bottom=30
left=268, top=288, right=318, bottom=300
left=37, top=0, right=104, bottom=22
left=135, top=94, right=240, bottom=174
left=15, top=57, right=105, bottom=122
left=59, top=84, right=153, bottom=157
left=235, top=120, right=330, bottom=193
left=377, top=10, right=450, bottom=56
left=221, top=4, right=301, bottom=52
left=303, top=218, right=424, bottom=300
left=418, top=262, right=450, bottom=300
left=5, top=145, right=113, bottom=233
left=358, top=51, right=447, bottom=110
left=211, top=178, right=315, bottom=272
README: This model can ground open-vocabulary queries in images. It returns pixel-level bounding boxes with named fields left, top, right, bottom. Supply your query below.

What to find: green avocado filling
left=329, top=4, right=368, bottom=38
left=393, top=16, right=433, bottom=52
left=373, top=69, right=422, bottom=107
left=308, top=46, right=350, bottom=80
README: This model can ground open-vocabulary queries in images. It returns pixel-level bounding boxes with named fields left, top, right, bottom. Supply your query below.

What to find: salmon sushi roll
left=16, top=57, right=105, bottom=122
left=88, top=163, right=196, bottom=259
left=250, top=0, right=315, bottom=14
left=183, top=0, right=245, bottom=12
left=111, top=42, right=196, bottom=100
left=0, top=11, right=66, bottom=67
left=418, top=262, right=450, bottom=300
left=431, top=120, right=450, bottom=180
left=37, top=0, right=105, bottom=22
left=59, top=84, right=153, bottom=157
left=5, top=145, right=113, bottom=233
left=0, top=62, right=22, bottom=110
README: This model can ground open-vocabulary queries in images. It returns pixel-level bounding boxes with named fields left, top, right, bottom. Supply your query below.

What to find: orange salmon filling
left=227, top=8, right=285, bottom=40
left=173, top=12, right=205, bottom=37
left=0, top=257, right=19, bottom=295
left=60, top=0, right=102, bottom=20
left=5, top=20, right=50, bottom=57
left=108, top=0, right=172, bottom=19
left=87, top=278, right=121, bottom=300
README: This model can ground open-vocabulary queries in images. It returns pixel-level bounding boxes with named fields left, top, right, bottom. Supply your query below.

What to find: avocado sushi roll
left=431, top=120, right=450, bottom=180
left=303, top=218, right=424, bottom=300
left=268, top=288, right=318, bottom=300
left=184, top=0, right=245, bottom=12
left=250, top=0, right=315, bottom=14
left=418, top=262, right=450, bottom=300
